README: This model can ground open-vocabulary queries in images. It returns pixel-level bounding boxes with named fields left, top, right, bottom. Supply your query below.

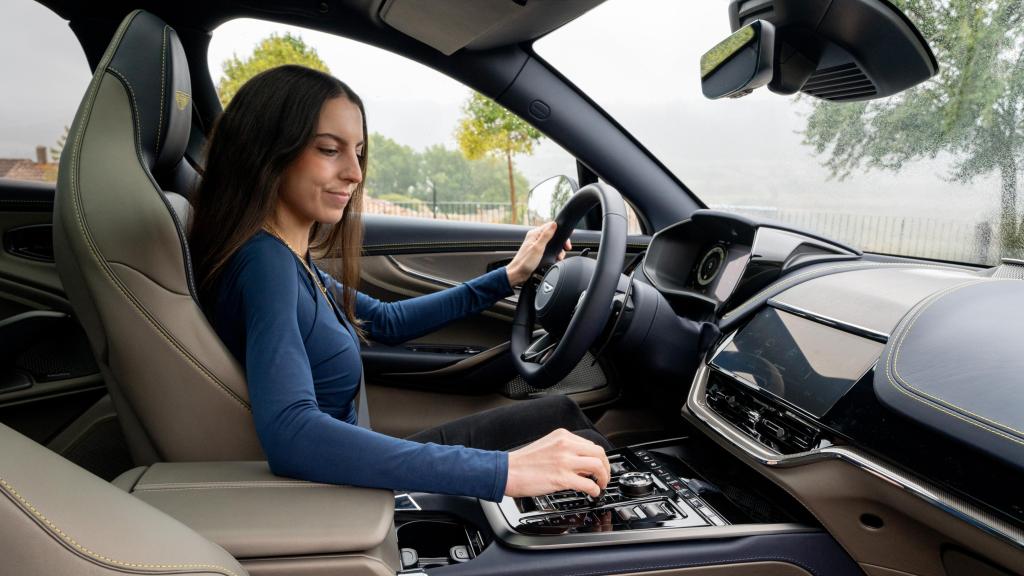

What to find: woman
left=189, top=65, right=611, bottom=502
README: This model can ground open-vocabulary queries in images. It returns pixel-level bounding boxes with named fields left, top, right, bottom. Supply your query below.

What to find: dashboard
left=479, top=209, right=1022, bottom=573
left=637, top=209, right=1024, bottom=560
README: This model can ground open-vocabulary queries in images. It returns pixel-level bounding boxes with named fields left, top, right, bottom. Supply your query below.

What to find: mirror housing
left=726, top=0, right=938, bottom=102
left=701, top=20, right=776, bottom=99
left=526, top=175, right=579, bottom=226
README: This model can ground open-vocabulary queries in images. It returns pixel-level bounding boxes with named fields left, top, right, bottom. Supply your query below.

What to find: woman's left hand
left=506, top=222, right=572, bottom=287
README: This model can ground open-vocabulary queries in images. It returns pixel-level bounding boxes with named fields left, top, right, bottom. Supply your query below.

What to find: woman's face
left=276, top=96, right=364, bottom=228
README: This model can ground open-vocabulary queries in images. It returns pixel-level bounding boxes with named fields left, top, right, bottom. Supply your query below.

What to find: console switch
left=449, top=545, right=471, bottom=563
left=616, top=506, right=639, bottom=522
left=641, top=503, right=670, bottom=520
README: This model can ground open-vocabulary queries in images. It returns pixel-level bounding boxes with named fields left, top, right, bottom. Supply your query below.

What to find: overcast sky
left=1, top=0, right=1004, bottom=224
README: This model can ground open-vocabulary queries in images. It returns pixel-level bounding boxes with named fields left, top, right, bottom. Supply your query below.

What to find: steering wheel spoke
left=521, top=332, right=559, bottom=363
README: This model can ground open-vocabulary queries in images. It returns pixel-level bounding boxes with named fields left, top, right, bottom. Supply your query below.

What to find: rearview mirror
left=701, top=20, right=775, bottom=99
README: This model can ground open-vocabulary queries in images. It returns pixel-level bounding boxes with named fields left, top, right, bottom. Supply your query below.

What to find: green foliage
left=802, top=0, right=1024, bottom=254
left=364, top=133, right=530, bottom=207
left=376, top=193, right=421, bottom=203
left=216, top=33, right=330, bottom=107
left=455, top=92, right=543, bottom=223
left=366, top=134, right=420, bottom=198
left=456, top=92, right=543, bottom=160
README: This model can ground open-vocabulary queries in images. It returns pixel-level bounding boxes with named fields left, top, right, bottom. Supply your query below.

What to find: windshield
left=536, top=0, right=1024, bottom=266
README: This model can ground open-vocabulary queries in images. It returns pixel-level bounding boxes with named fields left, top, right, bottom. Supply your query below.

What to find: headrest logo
left=174, top=91, right=190, bottom=111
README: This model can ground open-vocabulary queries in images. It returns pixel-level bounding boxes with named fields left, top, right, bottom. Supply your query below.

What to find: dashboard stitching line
left=880, top=278, right=1024, bottom=444
left=886, top=279, right=1024, bottom=443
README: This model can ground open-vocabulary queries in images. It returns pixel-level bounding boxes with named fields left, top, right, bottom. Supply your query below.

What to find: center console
left=477, top=438, right=814, bottom=550
left=499, top=447, right=726, bottom=535
left=109, top=439, right=851, bottom=575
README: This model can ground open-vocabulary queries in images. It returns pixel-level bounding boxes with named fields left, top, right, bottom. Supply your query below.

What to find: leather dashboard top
left=874, top=279, right=1024, bottom=471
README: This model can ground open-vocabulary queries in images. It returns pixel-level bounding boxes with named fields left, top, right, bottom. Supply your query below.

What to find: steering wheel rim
left=511, top=182, right=628, bottom=388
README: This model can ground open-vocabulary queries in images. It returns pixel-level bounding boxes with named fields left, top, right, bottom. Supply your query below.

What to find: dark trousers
left=406, top=395, right=613, bottom=452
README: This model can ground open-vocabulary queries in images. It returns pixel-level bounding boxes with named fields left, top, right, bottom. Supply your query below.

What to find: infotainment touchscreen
left=711, top=307, right=884, bottom=418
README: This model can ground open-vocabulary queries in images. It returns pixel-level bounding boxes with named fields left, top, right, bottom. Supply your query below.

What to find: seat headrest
left=104, top=11, right=191, bottom=176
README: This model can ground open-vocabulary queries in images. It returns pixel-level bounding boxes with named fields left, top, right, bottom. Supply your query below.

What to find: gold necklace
left=262, top=225, right=333, bottom=306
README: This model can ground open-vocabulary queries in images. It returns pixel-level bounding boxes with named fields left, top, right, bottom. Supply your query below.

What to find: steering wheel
left=511, top=182, right=628, bottom=388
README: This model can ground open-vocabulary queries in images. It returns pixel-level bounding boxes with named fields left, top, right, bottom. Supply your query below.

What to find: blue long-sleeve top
left=207, top=231, right=515, bottom=501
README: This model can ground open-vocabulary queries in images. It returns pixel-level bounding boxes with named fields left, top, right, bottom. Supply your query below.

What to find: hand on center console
left=505, top=428, right=611, bottom=498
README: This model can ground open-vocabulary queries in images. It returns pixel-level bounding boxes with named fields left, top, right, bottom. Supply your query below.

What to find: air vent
left=802, top=63, right=877, bottom=101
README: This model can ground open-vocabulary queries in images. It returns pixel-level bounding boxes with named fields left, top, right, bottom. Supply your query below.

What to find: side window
left=0, top=1, right=91, bottom=183
left=208, top=20, right=579, bottom=226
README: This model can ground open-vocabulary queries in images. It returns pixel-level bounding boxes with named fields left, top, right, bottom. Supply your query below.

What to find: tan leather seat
left=53, top=10, right=263, bottom=464
left=0, top=422, right=247, bottom=576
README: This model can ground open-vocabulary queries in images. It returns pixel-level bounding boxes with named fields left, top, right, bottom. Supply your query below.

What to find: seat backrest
left=53, top=10, right=263, bottom=463
left=0, top=422, right=247, bottom=576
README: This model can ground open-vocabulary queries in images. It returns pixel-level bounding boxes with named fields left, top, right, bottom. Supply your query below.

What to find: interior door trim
left=386, top=255, right=520, bottom=305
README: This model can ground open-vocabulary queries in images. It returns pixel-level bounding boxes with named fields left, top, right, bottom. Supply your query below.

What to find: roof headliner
left=36, top=0, right=605, bottom=54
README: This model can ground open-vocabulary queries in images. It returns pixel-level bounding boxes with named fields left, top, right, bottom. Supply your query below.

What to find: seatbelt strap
left=309, top=260, right=372, bottom=430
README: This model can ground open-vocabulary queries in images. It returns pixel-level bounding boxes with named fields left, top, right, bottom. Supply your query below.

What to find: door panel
left=353, top=214, right=650, bottom=436
left=0, top=179, right=126, bottom=478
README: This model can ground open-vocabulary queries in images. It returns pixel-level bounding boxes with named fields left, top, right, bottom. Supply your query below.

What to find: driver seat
left=53, top=10, right=263, bottom=464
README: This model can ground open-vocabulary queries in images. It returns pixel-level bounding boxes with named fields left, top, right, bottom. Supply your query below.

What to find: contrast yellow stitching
left=156, top=25, right=168, bottom=158
left=723, top=261, right=972, bottom=320
left=136, top=485, right=333, bottom=492
left=136, top=480, right=330, bottom=491
left=106, top=68, right=142, bottom=159
left=887, top=279, right=1024, bottom=444
left=0, top=476, right=239, bottom=576
left=68, top=18, right=250, bottom=412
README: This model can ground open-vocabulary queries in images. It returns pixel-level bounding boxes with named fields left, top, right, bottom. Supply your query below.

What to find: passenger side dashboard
left=681, top=262, right=1024, bottom=575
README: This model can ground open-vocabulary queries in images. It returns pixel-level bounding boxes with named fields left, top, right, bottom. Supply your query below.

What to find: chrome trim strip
left=379, top=342, right=509, bottom=378
left=394, top=493, right=422, bottom=511
left=386, top=255, right=519, bottom=304
left=479, top=499, right=812, bottom=549
left=686, top=358, right=1024, bottom=549
left=766, top=299, right=889, bottom=343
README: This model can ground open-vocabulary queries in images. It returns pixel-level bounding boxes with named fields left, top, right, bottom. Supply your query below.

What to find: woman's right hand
left=504, top=428, right=611, bottom=498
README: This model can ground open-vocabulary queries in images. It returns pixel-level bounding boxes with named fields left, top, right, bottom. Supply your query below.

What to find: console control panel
left=706, top=370, right=824, bottom=455
left=498, top=447, right=729, bottom=535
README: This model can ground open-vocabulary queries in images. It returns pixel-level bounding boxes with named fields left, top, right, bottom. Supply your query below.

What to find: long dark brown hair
left=190, top=65, right=367, bottom=333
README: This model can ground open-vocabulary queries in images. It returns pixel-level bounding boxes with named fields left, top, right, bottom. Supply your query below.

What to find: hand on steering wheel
left=510, top=183, right=629, bottom=388
left=506, top=222, right=572, bottom=287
